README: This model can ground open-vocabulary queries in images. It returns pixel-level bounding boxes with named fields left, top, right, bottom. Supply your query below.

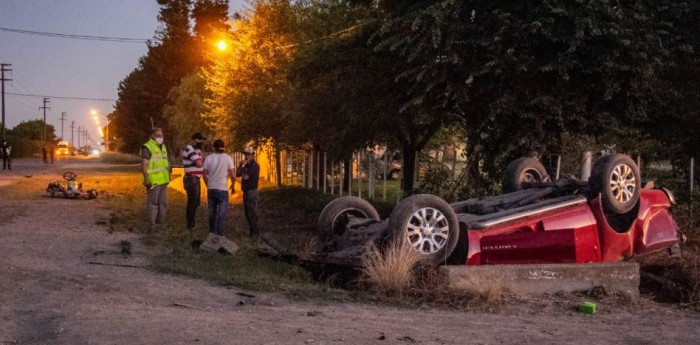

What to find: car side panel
left=634, top=189, right=679, bottom=255
left=590, top=189, right=678, bottom=261
left=466, top=204, right=599, bottom=265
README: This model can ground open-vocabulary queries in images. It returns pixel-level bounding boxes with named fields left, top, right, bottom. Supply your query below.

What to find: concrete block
left=200, top=233, right=239, bottom=255
left=440, top=262, right=639, bottom=297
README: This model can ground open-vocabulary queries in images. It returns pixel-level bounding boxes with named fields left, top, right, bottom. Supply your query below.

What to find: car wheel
left=318, top=196, right=380, bottom=241
left=87, top=189, right=98, bottom=199
left=589, top=154, right=640, bottom=214
left=502, top=157, right=550, bottom=193
left=63, top=171, right=77, bottom=181
left=388, top=194, right=459, bottom=265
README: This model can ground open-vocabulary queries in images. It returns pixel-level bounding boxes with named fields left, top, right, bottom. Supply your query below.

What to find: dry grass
left=100, top=151, right=142, bottom=165
left=453, top=273, right=507, bottom=303
left=361, top=239, right=421, bottom=296
left=293, top=237, right=322, bottom=261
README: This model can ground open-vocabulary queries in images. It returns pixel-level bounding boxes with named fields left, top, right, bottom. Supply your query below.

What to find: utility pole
left=1, top=63, right=12, bottom=141
left=58, top=112, right=67, bottom=140
left=70, top=121, right=75, bottom=149
left=38, top=97, right=50, bottom=147
left=77, top=126, right=81, bottom=149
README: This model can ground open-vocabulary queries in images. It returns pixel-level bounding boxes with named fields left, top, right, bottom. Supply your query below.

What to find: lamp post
left=91, top=110, right=110, bottom=151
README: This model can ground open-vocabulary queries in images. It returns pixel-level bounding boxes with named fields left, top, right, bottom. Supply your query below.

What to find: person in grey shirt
left=203, top=139, right=235, bottom=236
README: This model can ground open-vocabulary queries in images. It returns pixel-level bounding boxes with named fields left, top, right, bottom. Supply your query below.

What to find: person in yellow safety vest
left=141, top=127, right=171, bottom=232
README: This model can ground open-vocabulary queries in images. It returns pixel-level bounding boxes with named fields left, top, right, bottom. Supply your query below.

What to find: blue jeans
left=207, top=189, right=228, bottom=236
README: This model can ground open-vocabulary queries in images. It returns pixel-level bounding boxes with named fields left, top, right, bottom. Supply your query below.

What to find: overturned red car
left=315, top=154, right=683, bottom=266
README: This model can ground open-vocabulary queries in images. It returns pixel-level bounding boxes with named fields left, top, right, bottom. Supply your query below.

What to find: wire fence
left=267, top=148, right=697, bottom=204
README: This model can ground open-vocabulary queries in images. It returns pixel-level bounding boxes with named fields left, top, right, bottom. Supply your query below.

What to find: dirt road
left=1, top=158, right=699, bottom=345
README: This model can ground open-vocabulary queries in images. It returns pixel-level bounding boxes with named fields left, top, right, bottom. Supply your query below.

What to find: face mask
left=155, top=137, right=164, bottom=145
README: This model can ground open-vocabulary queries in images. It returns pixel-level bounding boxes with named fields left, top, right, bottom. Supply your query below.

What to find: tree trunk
left=402, top=144, right=417, bottom=193
left=343, top=157, right=352, bottom=193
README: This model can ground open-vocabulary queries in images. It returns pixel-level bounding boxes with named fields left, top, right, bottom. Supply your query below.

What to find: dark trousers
left=2, top=156, right=10, bottom=170
left=183, top=175, right=201, bottom=228
left=207, top=189, right=228, bottom=236
left=243, top=190, right=259, bottom=236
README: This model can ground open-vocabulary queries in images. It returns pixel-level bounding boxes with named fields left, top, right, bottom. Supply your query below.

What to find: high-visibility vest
left=143, top=139, right=170, bottom=186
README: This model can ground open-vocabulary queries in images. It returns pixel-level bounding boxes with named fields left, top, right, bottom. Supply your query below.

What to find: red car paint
left=463, top=189, right=680, bottom=265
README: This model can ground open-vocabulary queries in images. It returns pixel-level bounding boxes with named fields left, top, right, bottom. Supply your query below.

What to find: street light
left=216, top=40, right=227, bottom=51
left=91, top=109, right=111, bottom=151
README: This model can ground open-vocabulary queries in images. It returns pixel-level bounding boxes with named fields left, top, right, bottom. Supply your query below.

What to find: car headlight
left=661, top=188, right=676, bottom=204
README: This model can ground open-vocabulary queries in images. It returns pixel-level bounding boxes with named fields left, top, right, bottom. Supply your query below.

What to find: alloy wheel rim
left=405, top=207, right=449, bottom=254
left=609, top=163, right=636, bottom=204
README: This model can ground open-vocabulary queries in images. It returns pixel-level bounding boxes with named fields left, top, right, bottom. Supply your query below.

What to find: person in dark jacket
left=236, top=147, right=260, bottom=238
left=1, top=141, right=11, bottom=170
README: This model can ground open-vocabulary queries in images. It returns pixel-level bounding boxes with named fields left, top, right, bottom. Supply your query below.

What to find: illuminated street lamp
left=91, top=109, right=111, bottom=151
left=216, top=40, right=227, bottom=51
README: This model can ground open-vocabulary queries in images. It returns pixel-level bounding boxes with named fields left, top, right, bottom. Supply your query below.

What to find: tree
left=10, top=120, right=56, bottom=142
left=163, top=72, right=212, bottom=147
left=112, top=0, right=230, bottom=153
left=6, top=120, right=57, bottom=157
left=289, top=0, right=455, bottom=192
left=203, top=0, right=301, bottom=185
left=373, top=0, right=680, bottom=188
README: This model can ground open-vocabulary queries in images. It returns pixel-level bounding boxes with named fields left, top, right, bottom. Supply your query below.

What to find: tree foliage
left=112, top=0, right=228, bottom=153
left=112, top=0, right=699, bottom=192
left=163, top=72, right=212, bottom=147
left=203, top=0, right=299, bottom=151
left=373, top=0, right=689, bottom=188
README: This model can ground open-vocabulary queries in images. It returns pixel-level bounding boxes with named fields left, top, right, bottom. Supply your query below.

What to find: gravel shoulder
left=1, top=158, right=699, bottom=345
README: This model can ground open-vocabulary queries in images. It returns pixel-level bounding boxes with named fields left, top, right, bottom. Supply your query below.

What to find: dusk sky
left=1, top=0, right=244, bottom=145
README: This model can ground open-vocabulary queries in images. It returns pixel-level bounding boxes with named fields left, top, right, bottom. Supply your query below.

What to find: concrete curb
left=440, top=262, right=640, bottom=297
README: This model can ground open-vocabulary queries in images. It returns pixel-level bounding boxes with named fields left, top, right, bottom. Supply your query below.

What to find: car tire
left=589, top=154, right=640, bottom=214
left=87, top=189, right=98, bottom=199
left=318, top=196, right=380, bottom=241
left=388, top=194, right=459, bottom=265
left=502, top=157, right=549, bottom=194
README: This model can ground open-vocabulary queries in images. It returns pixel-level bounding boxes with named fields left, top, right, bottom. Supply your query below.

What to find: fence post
left=580, top=151, right=592, bottom=181
left=368, top=150, right=375, bottom=198
left=309, top=150, right=315, bottom=189
left=555, top=155, right=561, bottom=180
left=691, top=157, right=695, bottom=197
left=340, top=161, right=345, bottom=196
left=348, top=157, right=352, bottom=196
left=383, top=151, right=388, bottom=201
left=357, top=151, right=362, bottom=198
left=302, top=151, right=307, bottom=189
left=323, top=151, right=327, bottom=194
left=637, top=155, right=642, bottom=173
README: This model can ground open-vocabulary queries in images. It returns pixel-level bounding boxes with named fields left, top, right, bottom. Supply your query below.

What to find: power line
left=6, top=92, right=115, bottom=102
left=0, top=27, right=149, bottom=43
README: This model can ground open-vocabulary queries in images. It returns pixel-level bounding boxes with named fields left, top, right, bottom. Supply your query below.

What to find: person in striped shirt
left=182, top=132, right=207, bottom=230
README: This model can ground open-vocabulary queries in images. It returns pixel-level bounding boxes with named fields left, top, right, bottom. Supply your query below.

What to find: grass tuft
left=361, top=239, right=421, bottom=297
